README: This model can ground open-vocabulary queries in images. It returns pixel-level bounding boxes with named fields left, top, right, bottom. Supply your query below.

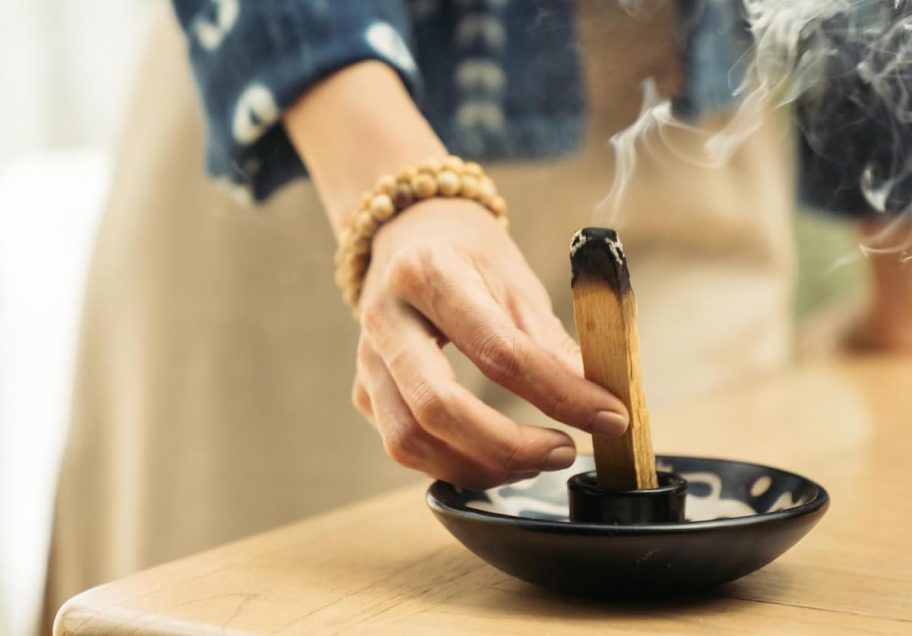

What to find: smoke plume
left=604, top=0, right=912, bottom=262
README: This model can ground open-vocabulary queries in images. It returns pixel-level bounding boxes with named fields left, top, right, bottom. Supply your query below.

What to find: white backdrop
left=0, top=1, right=158, bottom=634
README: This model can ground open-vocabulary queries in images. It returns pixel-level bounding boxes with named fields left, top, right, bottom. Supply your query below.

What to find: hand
left=352, top=198, right=630, bottom=489
left=283, top=63, right=627, bottom=487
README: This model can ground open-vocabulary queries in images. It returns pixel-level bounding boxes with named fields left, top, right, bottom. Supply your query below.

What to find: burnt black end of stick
left=569, top=227, right=630, bottom=293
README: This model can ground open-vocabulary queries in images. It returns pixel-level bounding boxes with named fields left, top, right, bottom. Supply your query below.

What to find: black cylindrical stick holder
left=568, top=471, right=687, bottom=524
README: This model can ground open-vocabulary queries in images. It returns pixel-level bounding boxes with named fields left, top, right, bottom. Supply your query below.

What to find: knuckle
left=356, top=335, right=372, bottom=362
left=386, top=245, right=436, bottom=298
left=560, top=331, right=582, bottom=356
left=500, top=438, right=526, bottom=473
left=359, top=296, right=387, bottom=337
left=383, top=427, right=423, bottom=468
left=351, top=381, right=368, bottom=411
left=409, top=381, right=455, bottom=430
left=547, top=389, right=573, bottom=420
left=476, top=333, right=522, bottom=384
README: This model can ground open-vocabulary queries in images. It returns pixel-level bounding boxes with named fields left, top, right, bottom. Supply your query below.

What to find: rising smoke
left=605, top=0, right=912, bottom=262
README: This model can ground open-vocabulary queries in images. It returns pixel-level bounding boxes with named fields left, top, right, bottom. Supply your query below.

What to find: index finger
left=387, top=248, right=629, bottom=436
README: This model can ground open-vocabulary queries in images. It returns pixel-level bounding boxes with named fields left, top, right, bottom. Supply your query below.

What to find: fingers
left=509, top=296, right=585, bottom=378
left=352, top=337, right=375, bottom=425
left=358, top=335, right=542, bottom=489
left=351, top=376, right=374, bottom=425
left=384, top=246, right=628, bottom=436
left=361, top=294, right=578, bottom=477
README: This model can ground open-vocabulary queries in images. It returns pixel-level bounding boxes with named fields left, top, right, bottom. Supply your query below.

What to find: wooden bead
left=374, top=175, right=396, bottom=196
left=489, top=195, right=508, bottom=217
left=463, top=161, right=483, bottom=178
left=334, top=263, right=349, bottom=286
left=442, top=155, right=465, bottom=172
left=334, top=246, right=349, bottom=267
left=418, top=158, right=442, bottom=175
left=346, top=228, right=364, bottom=251
left=340, top=250, right=357, bottom=271
left=412, top=173, right=438, bottom=199
left=460, top=175, right=480, bottom=199
left=347, top=251, right=369, bottom=274
left=369, top=193, right=396, bottom=221
left=478, top=176, right=497, bottom=200
left=334, top=156, right=507, bottom=312
left=343, top=285, right=360, bottom=308
left=354, top=209, right=378, bottom=234
left=392, top=183, right=415, bottom=209
left=351, top=236, right=371, bottom=255
left=335, top=236, right=350, bottom=265
left=396, top=166, right=418, bottom=182
left=437, top=170, right=461, bottom=196
left=350, top=277, right=364, bottom=298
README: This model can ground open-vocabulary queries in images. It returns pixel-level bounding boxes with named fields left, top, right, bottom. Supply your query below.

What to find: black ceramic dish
left=427, top=454, right=829, bottom=597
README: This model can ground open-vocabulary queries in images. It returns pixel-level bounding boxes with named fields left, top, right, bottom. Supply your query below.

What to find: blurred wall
left=0, top=0, right=157, bottom=156
left=0, top=2, right=158, bottom=634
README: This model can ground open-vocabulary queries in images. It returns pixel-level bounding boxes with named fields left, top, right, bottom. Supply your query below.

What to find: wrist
left=332, top=155, right=508, bottom=313
left=283, top=61, right=446, bottom=233
left=374, top=198, right=499, bottom=252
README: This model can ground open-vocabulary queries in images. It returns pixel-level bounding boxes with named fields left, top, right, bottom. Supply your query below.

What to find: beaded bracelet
left=334, top=155, right=508, bottom=313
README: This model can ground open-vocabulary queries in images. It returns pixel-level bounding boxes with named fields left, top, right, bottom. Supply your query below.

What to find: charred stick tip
left=570, top=227, right=630, bottom=293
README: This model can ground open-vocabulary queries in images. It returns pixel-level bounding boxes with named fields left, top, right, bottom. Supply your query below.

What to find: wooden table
left=56, top=356, right=912, bottom=634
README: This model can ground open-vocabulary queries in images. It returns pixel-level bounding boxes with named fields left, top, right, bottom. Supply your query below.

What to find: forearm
left=284, top=61, right=446, bottom=236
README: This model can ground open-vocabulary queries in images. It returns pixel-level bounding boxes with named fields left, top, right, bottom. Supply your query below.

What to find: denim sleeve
left=171, top=1, right=420, bottom=202
left=796, top=3, right=912, bottom=219
left=674, top=1, right=910, bottom=219
left=673, top=0, right=751, bottom=120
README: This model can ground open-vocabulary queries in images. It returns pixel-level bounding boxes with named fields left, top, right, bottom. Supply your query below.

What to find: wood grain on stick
left=570, top=228, right=657, bottom=490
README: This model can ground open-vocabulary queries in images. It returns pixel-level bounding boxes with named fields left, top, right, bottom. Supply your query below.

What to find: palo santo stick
left=570, top=228, right=657, bottom=490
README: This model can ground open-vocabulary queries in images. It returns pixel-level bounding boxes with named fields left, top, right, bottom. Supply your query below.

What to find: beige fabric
left=45, top=4, right=795, bottom=623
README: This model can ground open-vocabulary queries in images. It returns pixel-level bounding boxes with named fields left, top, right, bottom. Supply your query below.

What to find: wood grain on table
left=55, top=356, right=912, bottom=634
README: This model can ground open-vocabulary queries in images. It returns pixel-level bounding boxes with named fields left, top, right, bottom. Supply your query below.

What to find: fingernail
left=543, top=446, right=576, bottom=471
left=592, top=410, right=629, bottom=437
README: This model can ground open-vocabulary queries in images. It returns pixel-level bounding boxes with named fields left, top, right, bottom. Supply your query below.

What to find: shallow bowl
left=427, top=455, right=829, bottom=597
